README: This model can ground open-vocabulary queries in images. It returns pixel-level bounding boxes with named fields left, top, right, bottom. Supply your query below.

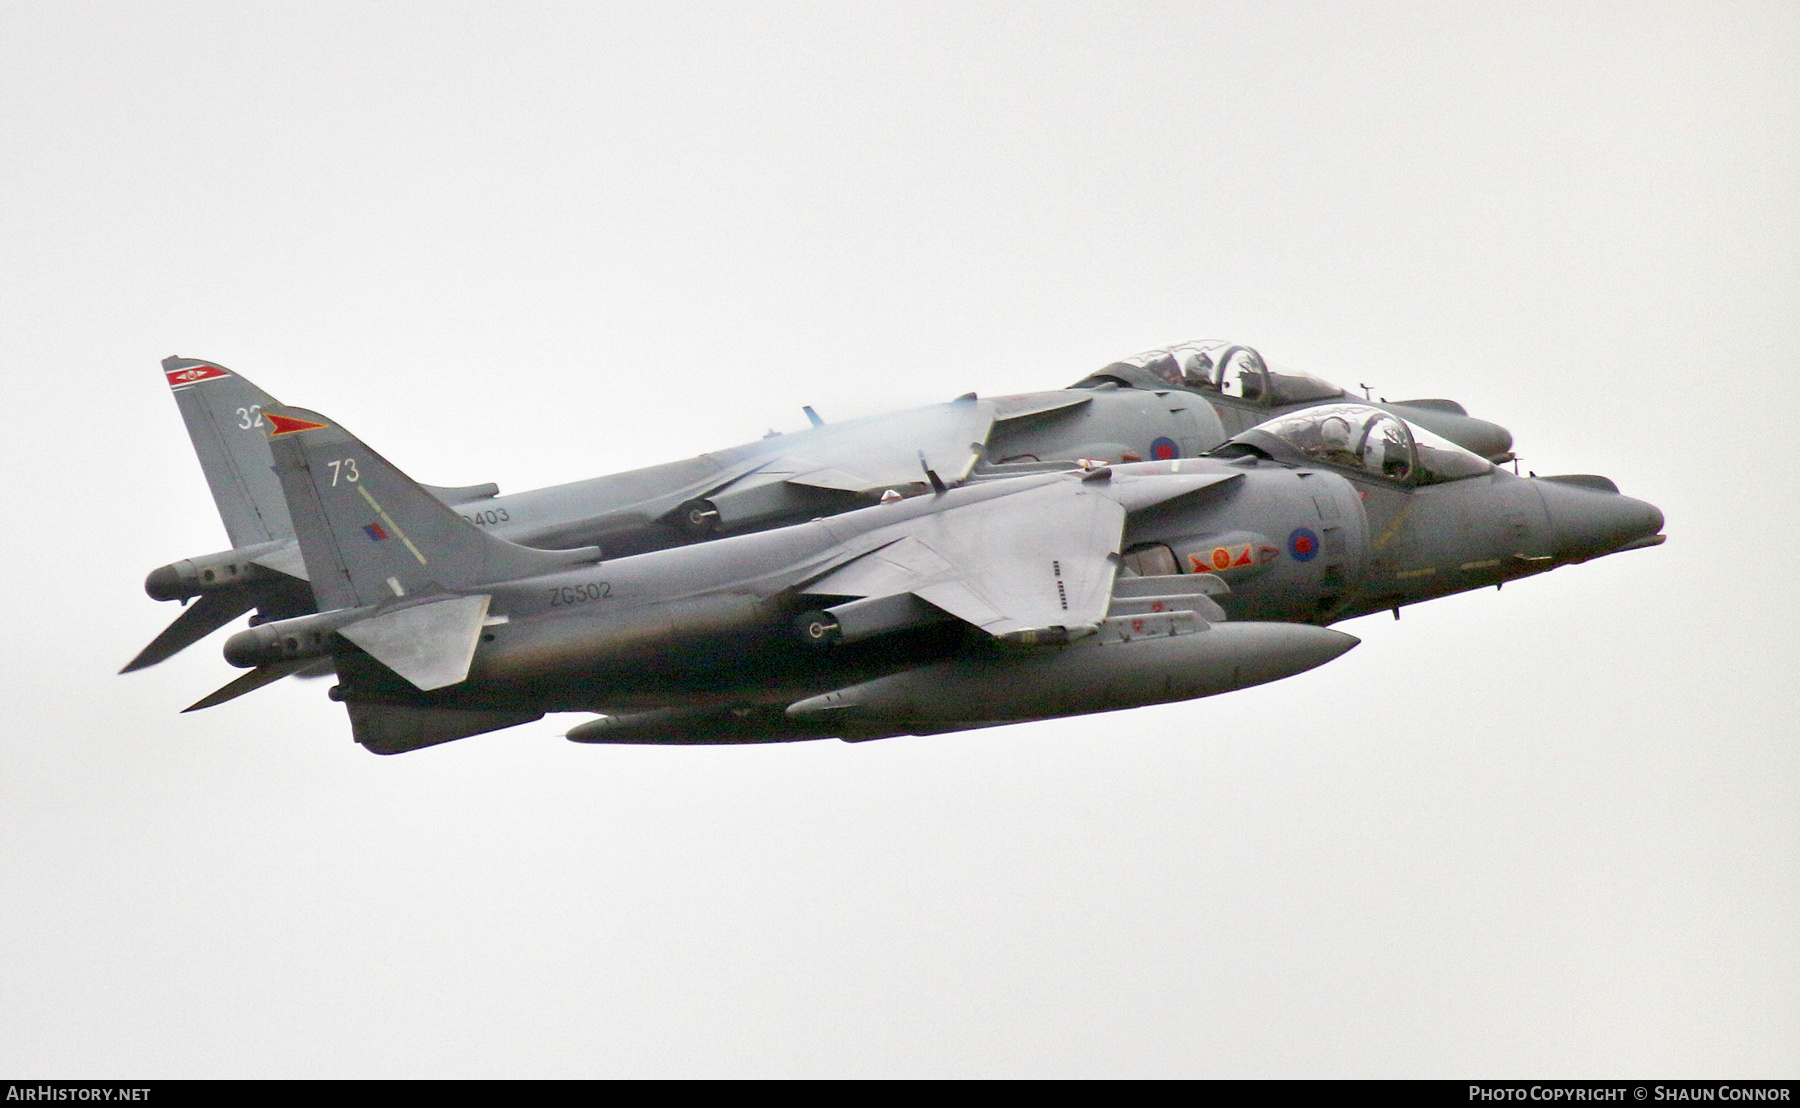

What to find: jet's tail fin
left=262, top=404, right=598, bottom=610
left=162, top=358, right=507, bottom=544
left=162, top=357, right=294, bottom=547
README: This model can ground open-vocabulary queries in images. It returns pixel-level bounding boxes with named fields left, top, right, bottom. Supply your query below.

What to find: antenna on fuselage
left=918, top=450, right=947, bottom=495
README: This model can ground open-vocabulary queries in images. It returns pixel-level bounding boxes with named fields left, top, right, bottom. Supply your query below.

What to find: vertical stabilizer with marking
left=261, top=405, right=600, bottom=610
left=162, top=357, right=293, bottom=547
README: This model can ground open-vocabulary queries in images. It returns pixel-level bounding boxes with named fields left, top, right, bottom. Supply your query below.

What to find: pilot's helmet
left=1141, top=351, right=1183, bottom=386
left=1177, top=347, right=1215, bottom=387
left=1319, top=415, right=1352, bottom=451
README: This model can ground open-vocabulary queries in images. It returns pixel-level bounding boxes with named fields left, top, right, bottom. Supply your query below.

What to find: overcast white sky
left=1, top=1, right=1794, bottom=1077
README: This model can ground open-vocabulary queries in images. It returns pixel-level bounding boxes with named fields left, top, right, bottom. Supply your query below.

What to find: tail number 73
left=326, top=459, right=360, bottom=485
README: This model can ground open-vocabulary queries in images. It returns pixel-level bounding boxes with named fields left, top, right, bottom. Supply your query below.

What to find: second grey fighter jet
left=188, top=392, right=1661, bottom=755
left=129, top=345, right=1516, bottom=676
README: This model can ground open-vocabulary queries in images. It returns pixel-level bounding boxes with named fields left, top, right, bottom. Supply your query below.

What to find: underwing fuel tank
left=565, top=705, right=840, bottom=745
left=785, top=621, right=1358, bottom=729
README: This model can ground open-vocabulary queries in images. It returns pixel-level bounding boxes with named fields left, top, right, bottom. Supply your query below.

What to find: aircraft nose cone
left=1536, top=479, right=1664, bottom=561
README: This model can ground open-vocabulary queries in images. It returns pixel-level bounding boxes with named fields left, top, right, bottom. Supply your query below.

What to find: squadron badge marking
left=164, top=365, right=230, bottom=388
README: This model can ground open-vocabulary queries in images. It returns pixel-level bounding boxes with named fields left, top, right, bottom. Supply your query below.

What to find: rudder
left=162, top=356, right=292, bottom=546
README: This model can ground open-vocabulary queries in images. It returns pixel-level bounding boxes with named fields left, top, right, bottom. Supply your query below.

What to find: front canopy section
left=1225, top=403, right=1493, bottom=485
left=1090, top=341, right=1224, bottom=389
left=1083, top=340, right=1347, bottom=406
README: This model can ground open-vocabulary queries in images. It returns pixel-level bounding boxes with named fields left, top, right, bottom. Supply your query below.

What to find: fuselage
left=332, top=452, right=1660, bottom=719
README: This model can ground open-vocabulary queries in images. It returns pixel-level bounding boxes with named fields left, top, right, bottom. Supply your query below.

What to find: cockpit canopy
left=1231, top=403, right=1493, bottom=485
left=1102, top=340, right=1346, bottom=406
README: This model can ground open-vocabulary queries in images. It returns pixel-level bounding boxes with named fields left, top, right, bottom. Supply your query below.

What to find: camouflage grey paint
left=132, top=340, right=1519, bottom=673
left=197, top=397, right=1659, bottom=755
left=162, top=358, right=293, bottom=547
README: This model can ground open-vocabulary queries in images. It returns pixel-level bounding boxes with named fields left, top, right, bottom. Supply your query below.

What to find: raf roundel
left=1150, top=436, right=1179, bottom=461
left=1288, top=527, right=1320, bottom=563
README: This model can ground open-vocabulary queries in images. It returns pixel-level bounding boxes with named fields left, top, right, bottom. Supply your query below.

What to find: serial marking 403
left=463, top=507, right=511, bottom=527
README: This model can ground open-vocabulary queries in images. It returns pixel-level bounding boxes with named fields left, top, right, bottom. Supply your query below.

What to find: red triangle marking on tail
left=266, top=413, right=329, bottom=436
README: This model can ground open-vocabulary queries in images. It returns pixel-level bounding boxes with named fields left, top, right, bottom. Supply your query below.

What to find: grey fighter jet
left=128, top=345, right=1514, bottom=674
left=189, top=394, right=1661, bottom=755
